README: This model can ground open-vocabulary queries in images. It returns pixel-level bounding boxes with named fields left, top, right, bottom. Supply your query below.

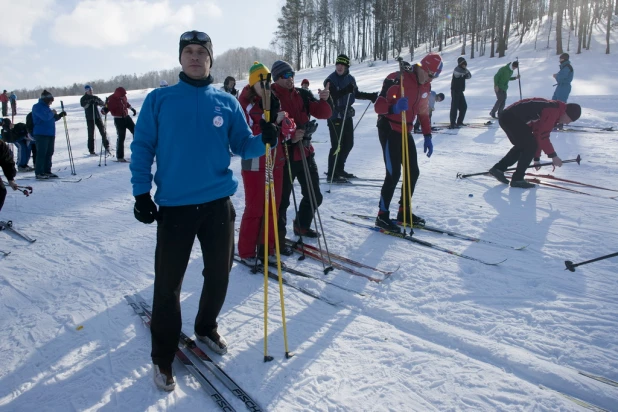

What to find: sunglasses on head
left=279, top=71, right=295, bottom=80
left=180, top=31, right=211, bottom=43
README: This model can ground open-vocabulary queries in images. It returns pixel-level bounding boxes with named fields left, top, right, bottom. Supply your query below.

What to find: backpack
left=26, top=112, right=34, bottom=134
left=1, top=123, right=28, bottom=143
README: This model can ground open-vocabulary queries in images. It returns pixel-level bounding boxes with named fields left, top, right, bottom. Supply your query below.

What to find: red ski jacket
left=271, top=83, right=331, bottom=162
left=107, top=87, right=132, bottom=117
left=374, top=68, right=432, bottom=134
left=504, top=98, right=566, bottom=159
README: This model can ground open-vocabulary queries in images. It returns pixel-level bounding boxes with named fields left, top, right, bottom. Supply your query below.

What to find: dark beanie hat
left=566, top=103, right=581, bottom=121
left=457, top=56, right=466, bottom=65
left=271, top=60, right=294, bottom=81
left=336, top=54, right=350, bottom=67
left=301, top=79, right=309, bottom=86
left=436, top=93, right=445, bottom=101
left=41, top=90, right=54, bottom=101
left=179, top=30, right=213, bottom=67
left=560, top=53, right=570, bottom=60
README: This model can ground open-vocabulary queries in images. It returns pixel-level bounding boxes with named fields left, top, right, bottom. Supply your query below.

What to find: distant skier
left=449, top=56, right=471, bottom=129
left=413, top=91, right=444, bottom=133
left=490, top=61, right=520, bottom=119
left=80, top=85, right=110, bottom=155
left=488, top=98, right=581, bottom=189
left=0, top=90, right=8, bottom=117
left=221, top=76, right=238, bottom=97
left=552, top=53, right=573, bottom=103
left=323, top=54, right=378, bottom=181
left=9, top=91, right=17, bottom=118
left=103, top=87, right=136, bottom=162
left=159, top=80, right=169, bottom=88
left=373, top=53, right=443, bottom=232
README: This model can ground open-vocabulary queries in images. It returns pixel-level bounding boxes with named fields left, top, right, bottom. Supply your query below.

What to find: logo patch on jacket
left=213, top=116, right=224, bottom=127
left=421, top=92, right=428, bottom=98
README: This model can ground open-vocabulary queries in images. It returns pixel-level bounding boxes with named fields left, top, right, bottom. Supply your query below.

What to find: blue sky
left=0, top=0, right=279, bottom=90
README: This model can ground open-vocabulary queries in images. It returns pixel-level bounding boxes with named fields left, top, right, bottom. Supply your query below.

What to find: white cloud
left=0, top=0, right=55, bottom=47
left=50, top=0, right=195, bottom=48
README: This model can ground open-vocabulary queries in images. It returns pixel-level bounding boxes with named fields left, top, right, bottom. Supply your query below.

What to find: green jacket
left=494, top=63, right=517, bottom=91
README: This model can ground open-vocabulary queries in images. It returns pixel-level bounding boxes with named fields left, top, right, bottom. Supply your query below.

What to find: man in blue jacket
left=552, top=53, right=573, bottom=103
left=323, top=54, right=377, bottom=181
left=31, top=90, right=66, bottom=179
left=130, top=30, right=277, bottom=392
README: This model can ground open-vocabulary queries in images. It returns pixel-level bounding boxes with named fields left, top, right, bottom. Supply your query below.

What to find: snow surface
left=1, top=23, right=617, bottom=412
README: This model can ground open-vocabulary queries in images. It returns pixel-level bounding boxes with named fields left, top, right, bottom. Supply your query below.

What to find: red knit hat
left=301, top=79, right=309, bottom=86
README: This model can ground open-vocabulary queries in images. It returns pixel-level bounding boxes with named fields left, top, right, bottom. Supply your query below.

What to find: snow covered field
left=1, top=24, right=617, bottom=411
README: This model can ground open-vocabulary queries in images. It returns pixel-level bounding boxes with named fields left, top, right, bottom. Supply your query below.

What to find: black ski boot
left=510, top=180, right=536, bottom=189
left=375, top=211, right=401, bottom=233
left=488, top=167, right=509, bottom=184
left=397, top=209, right=426, bottom=228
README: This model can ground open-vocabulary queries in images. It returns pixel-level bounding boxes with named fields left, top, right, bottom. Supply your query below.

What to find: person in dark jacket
left=490, top=61, right=520, bottom=118
left=9, top=92, right=17, bottom=119
left=488, top=98, right=581, bottom=189
left=323, top=54, right=378, bottom=181
left=80, top=85, right=110, bottom=155
left=449, top=57, right=471, bottom=129
left=130, top=30, right=274, bottom=392
left=373, top=53, right=443, bottom=232
left=31, top=90, right=66, bottom=179
left=271, top=60, right=332, bottom=240
left=0, top=138, right=19, bottom=212
left=221, top=76, right=238, bottom=97
left=103, top=87, right=136, bottom=161
left=552, top=53, right=573, bottom=103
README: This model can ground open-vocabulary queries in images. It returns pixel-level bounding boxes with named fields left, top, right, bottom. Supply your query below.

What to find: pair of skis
left=332, top=214, right=515, bottom=266
left=125, top=294, right=262, bottom=412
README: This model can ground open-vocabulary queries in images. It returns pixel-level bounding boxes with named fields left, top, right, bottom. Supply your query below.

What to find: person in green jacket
left=490, top=61, right=519, bottom=119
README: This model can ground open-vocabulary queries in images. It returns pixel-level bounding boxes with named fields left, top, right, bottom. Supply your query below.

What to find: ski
left=0, top=220, right=36, bottom=243
left=275, top=259, right=369, bottom=294
left=578, top=370, right=618, bottom=388
left=0, top=249, right=10, bottom=257
left=331, top=216, right=507, bottom=266
left=285, top=238, right=397, bottom=275
left=563, top=124, right=614, bottom=132
left=124, top=295, right=237, bottom=411
left=234, top=257, right=340, bottom=306
left=523, top=173, right=618, bottom=193
left=538, top=385, right=608, bottom=412
left=344, top=213, right=527, bottom=250
left=517, top=177, right=616, bottom=199
left=134, top=295, right=263, bottom=412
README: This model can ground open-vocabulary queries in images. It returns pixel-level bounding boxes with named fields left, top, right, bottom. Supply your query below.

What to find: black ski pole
left=456, top=155, right=581, bottom=179
left=516, top=57, right=522, bottom=100
left=60, top=101, right=76, bottom=175
left=353, top=100, right=372, bottom=132
left=565, top=252, right=618, bottom=272
left=282, top=142, right=305, bottom=260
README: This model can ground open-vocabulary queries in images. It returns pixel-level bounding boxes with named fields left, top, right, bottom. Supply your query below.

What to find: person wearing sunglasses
left=373, top=52, right=443, bottom=233
left=129, top=30, right=278, bottom=392
left=270, top=60, right=332, bottom=241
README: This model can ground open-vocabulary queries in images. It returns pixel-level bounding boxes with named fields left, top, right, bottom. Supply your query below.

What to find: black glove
left=332, top=83, right=355, bottom=100
left=131, top=108, right=137, bottom=116
left=370, top=92, right=379, bottom=103
left=134, top=193, right=158, bottom=224
left=58, top=111, right=67, bottom=118
left=101, top=107, right=110, bottom=115
left=259, top=119, right=279, bottom=147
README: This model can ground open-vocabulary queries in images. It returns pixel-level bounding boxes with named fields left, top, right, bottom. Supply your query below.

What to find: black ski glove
left=259, top=119, right=278, bottom=147
left=134, top=193, right=158, bottom=224
left=369, top=92, right=379, bottom=103
left=131, top=108, right=137, bottom=116
left=57, top=111, right=67, bottom=118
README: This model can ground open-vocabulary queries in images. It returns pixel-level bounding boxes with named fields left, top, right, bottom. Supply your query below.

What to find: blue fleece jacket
left=32, top=99, right=60, bottom=136
left=130, top=78, right=266, bottom=206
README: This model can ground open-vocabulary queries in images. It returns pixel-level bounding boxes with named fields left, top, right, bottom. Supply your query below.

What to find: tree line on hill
left=272, top=0, right=616, bottom=70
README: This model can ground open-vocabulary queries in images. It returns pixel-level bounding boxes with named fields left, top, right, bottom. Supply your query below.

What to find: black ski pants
left=450, top=90, right=467, bottom=126
left=377, top=118, right=419, bottom=213
left=327, top=117, right=354, bottom=176
left=278, top=150, right=322, bottom=237
left=86, top=117, right=109, bottom=153
left=150, top=197, right=235, bottom=367
left=492, top=111, right=537, bottom=182
left=114, top=116, right=135, bottom=159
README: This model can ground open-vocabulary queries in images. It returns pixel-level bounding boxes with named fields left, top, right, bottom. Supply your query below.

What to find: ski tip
left=514, top=244, right=529, bottom=250
left=285, top=351, right=295, bottom=359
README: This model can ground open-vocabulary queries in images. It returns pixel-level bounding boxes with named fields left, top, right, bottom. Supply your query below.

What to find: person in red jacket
left=488, top=98, right=581, bottom=188
left=373, top=53, right=443, bottom=233
left=103, top=87, right=136, bottom=161
left=270, top=60, right=331, bottom=244
left=237, top=62, right=295, bottom=265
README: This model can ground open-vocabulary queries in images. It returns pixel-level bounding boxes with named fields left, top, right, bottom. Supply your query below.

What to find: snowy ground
left=1, top=24, right=617, bottom=412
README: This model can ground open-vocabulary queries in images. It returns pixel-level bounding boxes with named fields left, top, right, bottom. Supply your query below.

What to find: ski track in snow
left=1, top=25, right=618, bottom=411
